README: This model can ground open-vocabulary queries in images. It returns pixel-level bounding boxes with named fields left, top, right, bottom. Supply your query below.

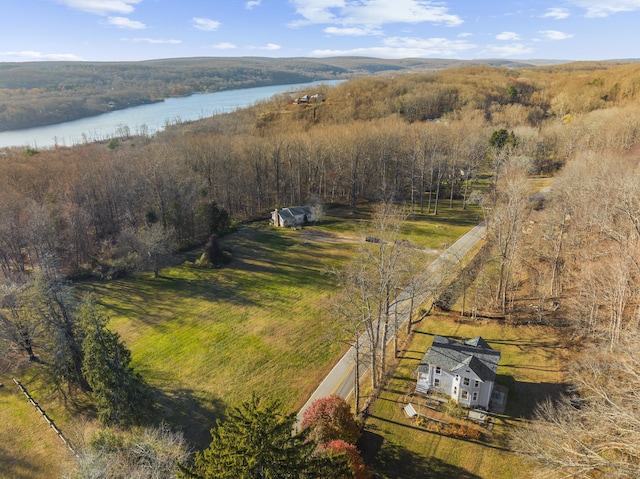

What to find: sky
left=1, top=0, right=640, bottom=63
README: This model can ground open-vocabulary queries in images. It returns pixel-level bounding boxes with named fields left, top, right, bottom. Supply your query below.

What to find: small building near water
left=271, top=206, right=315, bottom=227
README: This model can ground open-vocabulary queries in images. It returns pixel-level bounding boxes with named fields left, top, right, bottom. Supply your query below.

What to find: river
left=0, top=80, right=341, bottom=149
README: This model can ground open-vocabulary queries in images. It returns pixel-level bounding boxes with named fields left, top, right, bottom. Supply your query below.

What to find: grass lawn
left=4, top=201, right=483, bottom=475
left=0, top=374, right=77, bottom=479
left=361, top=314, right=567, bottom=479
left=86, top=203, right=481, bottom=448
left=86, top=223, right=354, bottom=447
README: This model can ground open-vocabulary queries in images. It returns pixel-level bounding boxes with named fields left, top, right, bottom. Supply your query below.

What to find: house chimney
left=274, top=208, right=279, bottom=227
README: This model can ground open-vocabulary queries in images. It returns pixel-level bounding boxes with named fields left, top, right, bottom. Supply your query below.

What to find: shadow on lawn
left=153, top=387, right=226, bottom=449
left=497, top=374, right=568, bottom=419
left=360, top=430, right=481, bottom=479
left=0, top=442, right=59, bottom=479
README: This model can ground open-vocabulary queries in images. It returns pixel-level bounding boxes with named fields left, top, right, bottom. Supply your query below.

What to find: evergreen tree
left=80, top=298, right=154, bottom=426
left=29, top=261, right=87, bottom=390
left=186, top=394, right=348, bottom=479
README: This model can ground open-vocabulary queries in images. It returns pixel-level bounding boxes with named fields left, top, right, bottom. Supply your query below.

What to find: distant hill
left=0, top=56, right=568, bottom=131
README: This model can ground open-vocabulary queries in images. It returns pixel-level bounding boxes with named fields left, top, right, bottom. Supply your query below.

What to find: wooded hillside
left=0, top=56, right=545, bottom=131
left=2, top=61, right=640, bottom=281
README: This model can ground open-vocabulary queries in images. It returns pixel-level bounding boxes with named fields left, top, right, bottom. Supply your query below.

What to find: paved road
left=297, top=222, right=487, bottom=423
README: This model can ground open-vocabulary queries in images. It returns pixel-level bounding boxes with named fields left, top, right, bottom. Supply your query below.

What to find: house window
left=435, top=366, right=441, bottom=375
left=461, top=390, right=469, bottom=400
left=474, top=380, right=480, bottom=388
left=463, top=377, right=470, bottom=386
left=434, top=378, right=440, bottom=387
left=472, top=392, right=478, bottom=401
left=455, top=375, right=460, bottom=382
left=453, top=387, right=458, bottom=396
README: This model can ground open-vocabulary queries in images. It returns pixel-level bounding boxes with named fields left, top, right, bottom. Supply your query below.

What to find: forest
left=0, top=56, right=538, bottom=131
left=2, top=59, right=640, bottom=478
left=2, top=61, right=640, bottom=281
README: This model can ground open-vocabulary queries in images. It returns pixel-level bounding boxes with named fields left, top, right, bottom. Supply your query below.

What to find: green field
left=85, top=203, right=481, bottom=446
left=3, top=202, right=483, bottom=477
left=89, top=224, right=353, bottom=446
left=361, top=315, right=566, bottom=479
left=0, top=375, right=77, bottom=479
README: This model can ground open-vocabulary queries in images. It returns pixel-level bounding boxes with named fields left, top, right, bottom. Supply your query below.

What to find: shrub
left=443, top=400, right=466, bottom=419
left=318, top=440, right=372, bottom=479
left=301, top=394, right=360, bottom=444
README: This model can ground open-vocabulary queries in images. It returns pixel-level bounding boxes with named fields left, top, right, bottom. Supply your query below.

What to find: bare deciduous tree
left=512, top=338, right=640, bottom=479
left=483, top=161, right=531, bottom=313
left=0, top=281, right=41, bottom=361
left=71, top=423, right=190, bottom=479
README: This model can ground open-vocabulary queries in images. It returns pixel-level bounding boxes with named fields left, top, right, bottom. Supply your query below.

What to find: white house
left=271, top=206, right=315, bottom=227
left=416, top=335, right=501, bottom=410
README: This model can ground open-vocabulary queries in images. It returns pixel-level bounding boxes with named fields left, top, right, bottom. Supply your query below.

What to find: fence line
left=12, top=377, right=76, bottom=456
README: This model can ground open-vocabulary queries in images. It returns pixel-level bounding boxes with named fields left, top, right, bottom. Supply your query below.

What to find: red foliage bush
left=319, top=439, right=372, bottom=479
left=301, top=394, right=360, bottom=444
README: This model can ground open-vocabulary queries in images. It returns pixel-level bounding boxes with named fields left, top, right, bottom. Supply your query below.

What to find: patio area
left=401, top=386, right=500, bottom=435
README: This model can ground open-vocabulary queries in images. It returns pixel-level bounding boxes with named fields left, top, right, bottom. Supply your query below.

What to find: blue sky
left=1, top=1, right=639, bottom=62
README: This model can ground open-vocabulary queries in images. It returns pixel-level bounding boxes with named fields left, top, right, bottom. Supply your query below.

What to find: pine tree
left=29, top=262, right=87, bottom=390
left=80, top=298, right=154, bottom=426
left=187, top=394, right=349, bottom=479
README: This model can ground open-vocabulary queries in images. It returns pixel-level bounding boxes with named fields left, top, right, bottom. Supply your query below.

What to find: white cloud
left=122, top=37, right=181, bottom=44
left=496, top=31, right=520, bottom=41
left=569, top=0, right=640, bottom=17
left=210, top=42, right=237, bottom=49
left=324, top=26, right=382, bottom=35
left=245, top=0, right=261, bottom=9
left=107, top=16, right=145, bottom=29
left=56, top=0, right=141, bottom=15
left=193, top=17, right=221, bottom=31
left=538, top=29, right=574, bottom=40
left=482, top=43, right=534, bottom=57
left=290, top=0, right=463, bottom=28
left=0, top=50, right=83, bottom=61
left=313, top=36, right=476, bottom=58
left=259, top=43, right=282, bottom=50
left=458, top=32, right=473, bottom=38
left=542, top=7, right=571, bottom=19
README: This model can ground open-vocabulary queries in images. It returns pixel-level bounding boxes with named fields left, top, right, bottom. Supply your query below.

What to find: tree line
left=0, top=56, right=532, bottom=131
left=500, top=146, right=640, bottom=477
left=3, top=63, right=640, bottom=283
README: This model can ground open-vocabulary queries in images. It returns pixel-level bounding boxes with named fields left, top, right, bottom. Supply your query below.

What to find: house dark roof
left=417, top=335, right=500, bottom=382
left=275, top=206, right=313, bottom=217
left=288, top=206, right=307, bottom=216
left=278, top=209, right=295, bottom=219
